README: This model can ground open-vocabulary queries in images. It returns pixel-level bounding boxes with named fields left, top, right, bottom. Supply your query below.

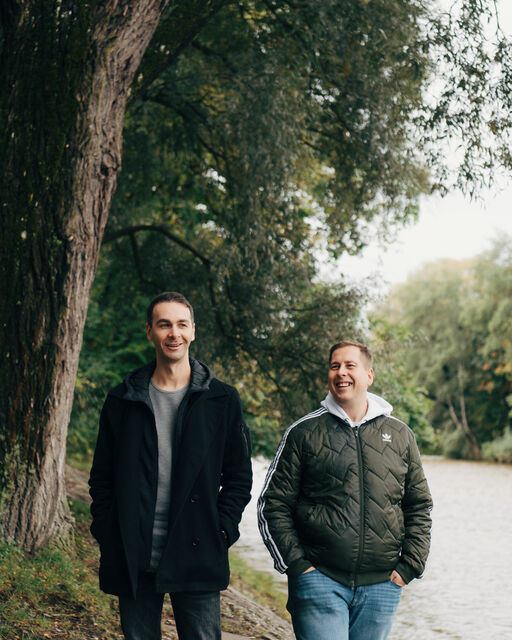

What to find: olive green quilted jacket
left=257, top=407, right=432, bottom=587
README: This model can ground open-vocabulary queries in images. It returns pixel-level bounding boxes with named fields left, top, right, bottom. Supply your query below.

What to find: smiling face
left=146, top=301, right=195, bottom=365
left=328, top=345, right=374, bottom=413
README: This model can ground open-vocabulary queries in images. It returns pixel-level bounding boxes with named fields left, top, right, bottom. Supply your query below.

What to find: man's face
left=328, top=346, right=374, bottom=409
left=146, top=301, right=195, bottom=364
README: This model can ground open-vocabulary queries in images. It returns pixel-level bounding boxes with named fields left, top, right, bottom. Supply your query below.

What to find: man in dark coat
left=89, top=291, right=252, bottom=640
left=258, top=340, right=432, bottom=640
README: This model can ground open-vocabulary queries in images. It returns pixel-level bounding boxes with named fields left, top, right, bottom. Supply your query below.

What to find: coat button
left=192, top=538, right=200, bottom=547
left=190, top=494, right=199, bottom=503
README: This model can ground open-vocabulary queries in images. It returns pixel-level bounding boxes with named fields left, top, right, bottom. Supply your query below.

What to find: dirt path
left=157, top=578, right=294, bottom=640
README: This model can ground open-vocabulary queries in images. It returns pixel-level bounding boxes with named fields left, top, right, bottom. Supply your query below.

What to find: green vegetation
left=0, top=500, right=122, bottom=640
left=369, top=318, right=437, bottom=453
left=482, top=428, right=512, bottom=464
left=228, top=552, right=288, bottom=620
left=67, top=0, right=512, bottom=467
left=375, top=239, right=512, bottom=462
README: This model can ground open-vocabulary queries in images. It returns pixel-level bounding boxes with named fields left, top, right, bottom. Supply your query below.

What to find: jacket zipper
left=352, top=424, right=365, bottom=588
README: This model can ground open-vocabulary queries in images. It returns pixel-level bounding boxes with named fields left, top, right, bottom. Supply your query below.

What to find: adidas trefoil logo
left=382, top=433, right=392, bottom=443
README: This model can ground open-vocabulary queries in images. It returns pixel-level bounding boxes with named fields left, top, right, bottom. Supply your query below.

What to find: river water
left=234, top=456, right=512, bottom=639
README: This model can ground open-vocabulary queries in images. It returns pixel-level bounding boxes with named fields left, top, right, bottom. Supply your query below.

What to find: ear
left=146, top=322, right=152, bottom=341
left=367, top=368, right=374, bottom=387
left=191, top=323, right=196, bottom=343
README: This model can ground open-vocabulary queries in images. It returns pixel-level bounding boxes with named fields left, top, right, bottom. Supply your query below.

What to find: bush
left=482, top=428, right=512, bottom=464
left=441, top=429, right=475, bottom=460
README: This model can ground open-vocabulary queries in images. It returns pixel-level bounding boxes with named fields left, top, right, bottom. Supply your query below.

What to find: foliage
left=72, top=0, right=436, bottom=456
left=378, top=240, right=512, bottom=460
left=482, top=428, right=512, bottom=464
left=368, top=318, right=437, bottom=453
left=415, top=0, right=512, bottom=194
left=68, top=274, right=154, bottom=467
left=467, top=238, right=512, bottom=417
left=3, top=0, right=512, bottom=550
left=70, top=1, right=512, bottom=459
left=134, top=0, right=432, bottom=254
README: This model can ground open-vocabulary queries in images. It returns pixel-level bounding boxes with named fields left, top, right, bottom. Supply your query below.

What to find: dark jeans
left=118, top=572, right=221, bottom=640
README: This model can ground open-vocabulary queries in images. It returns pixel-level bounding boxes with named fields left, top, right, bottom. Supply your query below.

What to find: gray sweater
left=148, top=380, right=188, bottom=570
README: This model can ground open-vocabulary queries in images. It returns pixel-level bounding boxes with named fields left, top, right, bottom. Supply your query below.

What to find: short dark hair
left=146, top=291, right=194, bottom=326
left=329, top=340, right=372, bottom=367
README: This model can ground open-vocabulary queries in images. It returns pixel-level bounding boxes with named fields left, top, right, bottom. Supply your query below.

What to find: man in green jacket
left=257, top=340, right=432, bottom=640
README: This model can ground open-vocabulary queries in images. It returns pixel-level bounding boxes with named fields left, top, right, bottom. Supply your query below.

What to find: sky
left=334, top=1, right=512, bottom=291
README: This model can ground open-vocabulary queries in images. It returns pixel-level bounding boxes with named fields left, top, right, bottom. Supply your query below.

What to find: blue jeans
left=118, top=572, right=221, bottom=640
left=287, top=569, right=402, bottom=640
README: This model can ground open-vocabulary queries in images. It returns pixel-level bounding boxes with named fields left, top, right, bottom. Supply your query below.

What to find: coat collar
left=112, top=357, right=216, bottom=405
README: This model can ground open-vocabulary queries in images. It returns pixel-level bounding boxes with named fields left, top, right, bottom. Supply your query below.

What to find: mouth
left=335, top=381, right=352, bottom=389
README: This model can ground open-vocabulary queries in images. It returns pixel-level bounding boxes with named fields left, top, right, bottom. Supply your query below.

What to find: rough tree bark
left=0, top=0, right=227, bottom=551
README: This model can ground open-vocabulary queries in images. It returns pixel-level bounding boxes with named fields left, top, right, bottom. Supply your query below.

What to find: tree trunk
left=0, top=0, right=169, bottom=551
left=446, top=363, right=482, bottom=460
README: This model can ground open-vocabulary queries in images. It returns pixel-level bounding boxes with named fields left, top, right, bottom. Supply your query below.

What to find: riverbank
left=0, top=465, right=292, bottom=639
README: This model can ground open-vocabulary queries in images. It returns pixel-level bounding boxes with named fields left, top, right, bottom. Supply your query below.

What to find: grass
left=0, top=493, right=288, bottom=638
left=228, top=551, right=288, bottom=620
left=0, top=499, right=122, bottom=640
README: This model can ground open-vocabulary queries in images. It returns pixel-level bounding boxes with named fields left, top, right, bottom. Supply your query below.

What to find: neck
left=340, top=398, right=368, bottom=423
left=152, top=357, right=191, bottom=391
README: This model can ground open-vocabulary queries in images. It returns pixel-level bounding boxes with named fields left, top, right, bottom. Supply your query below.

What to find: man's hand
left=390, top=570, right=405, bottom=587
left=302, top=566, right=316, bottom=574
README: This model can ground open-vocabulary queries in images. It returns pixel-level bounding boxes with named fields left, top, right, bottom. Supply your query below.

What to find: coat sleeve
left=88, top=397, right=116, bottom=545
left=395, top=432, right=433, bottom=583
left=257, top=425, right=312, bottom=577
left=216, top=388, right=253, bottom=547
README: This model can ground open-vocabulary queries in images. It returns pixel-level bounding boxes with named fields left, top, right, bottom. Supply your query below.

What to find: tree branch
left=129, top=0, right=232, bottom=104
left=191, top=41, right=238, bottom=75
left=457, top=361, right=481, bottom=457
left=103, top=224, right=211, bottom=267
left=128, top=232, right=158, bottom=288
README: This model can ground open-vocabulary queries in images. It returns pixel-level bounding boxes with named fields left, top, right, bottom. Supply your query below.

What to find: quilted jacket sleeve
left=257, top=426, right=312, bottom=577
left=395, top=432, right=433, bottom=583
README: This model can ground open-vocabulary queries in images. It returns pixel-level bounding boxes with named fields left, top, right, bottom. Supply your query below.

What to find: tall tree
left=0, top=0, right=229, bottom=551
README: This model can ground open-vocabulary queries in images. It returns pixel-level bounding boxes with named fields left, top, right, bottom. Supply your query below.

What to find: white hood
left=321, top=391, right=393, bottom=428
